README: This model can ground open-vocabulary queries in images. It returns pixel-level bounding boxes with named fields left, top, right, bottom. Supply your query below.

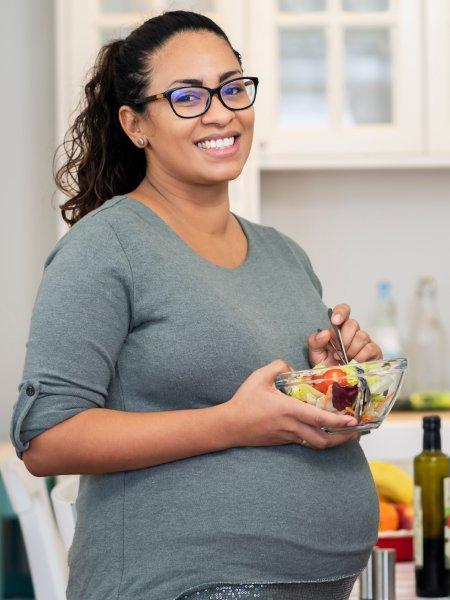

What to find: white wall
left=261, top=168, right=450, bottom=388
left=1, top=0, right=57, bottom=442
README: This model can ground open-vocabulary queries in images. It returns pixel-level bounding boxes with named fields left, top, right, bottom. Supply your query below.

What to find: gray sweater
left=10, top=195, right=378, bottom=600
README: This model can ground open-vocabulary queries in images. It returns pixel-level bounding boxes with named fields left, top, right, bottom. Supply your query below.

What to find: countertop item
left=358, top=551, right=375, bottom=599
left=374, top=548, right=396, bottom=599
left=350, top=562, right=419, bottom=599
left=394, top=393, right=450, bottom=411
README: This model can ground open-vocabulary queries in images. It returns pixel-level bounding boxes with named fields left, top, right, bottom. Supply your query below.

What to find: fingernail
left=317, top=331, right=328, bottom=341
left=345, top=418, right=357, bottom=426
left=332, top=313, right=343, bottom=324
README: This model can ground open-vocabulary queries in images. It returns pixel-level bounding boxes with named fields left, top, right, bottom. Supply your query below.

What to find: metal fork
left=327, top=307, right=349, bottom=364
left=326, top=308, right=367, bottom=423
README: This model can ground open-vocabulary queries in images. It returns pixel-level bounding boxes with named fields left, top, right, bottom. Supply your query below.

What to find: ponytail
left=54, top=39, right=145, bottom=226
left=53, top=10, right=243, bottom=227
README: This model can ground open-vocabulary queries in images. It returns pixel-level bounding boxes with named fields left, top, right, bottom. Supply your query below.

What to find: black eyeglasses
left=132, top=76, right=259, bottom=118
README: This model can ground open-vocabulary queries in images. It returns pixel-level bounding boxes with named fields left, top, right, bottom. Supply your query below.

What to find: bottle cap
left=377, top=281, right=391, bottom=300
left=423, top=415, right=441, bottom=430
left=418, top=275, right=437, bottom=297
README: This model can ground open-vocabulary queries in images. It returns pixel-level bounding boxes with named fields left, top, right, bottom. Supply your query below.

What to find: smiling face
left=131, top=30, right=255, bottom=185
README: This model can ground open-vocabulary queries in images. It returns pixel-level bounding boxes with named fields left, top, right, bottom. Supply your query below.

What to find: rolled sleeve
left=10, top=215, right=133, bottom=460
left=10, top=380, right=41, bottom=458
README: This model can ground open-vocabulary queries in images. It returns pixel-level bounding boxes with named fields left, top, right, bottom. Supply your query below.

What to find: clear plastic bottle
left=409, top=277, right=448, bottom=392
left=371, top=281, right=402, bottom=360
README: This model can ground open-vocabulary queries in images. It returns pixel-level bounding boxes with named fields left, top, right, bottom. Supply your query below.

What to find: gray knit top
left=10, top=195, right=378, bottom=600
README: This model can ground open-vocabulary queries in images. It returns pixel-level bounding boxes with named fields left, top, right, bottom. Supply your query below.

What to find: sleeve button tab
left=26, top=385, right=35, bottom=397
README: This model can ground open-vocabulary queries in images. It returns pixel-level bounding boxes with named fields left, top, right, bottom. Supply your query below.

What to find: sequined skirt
left=179, top=573, right=359, bottom=600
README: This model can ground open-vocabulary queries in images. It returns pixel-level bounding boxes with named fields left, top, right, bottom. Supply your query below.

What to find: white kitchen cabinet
left=249, top=0, right=423, bottom=167
left=95, top=0, right=243, bottom=49
left=55, top=0, right=450, bottom=230
left=426, top=0, right=450, bottom=154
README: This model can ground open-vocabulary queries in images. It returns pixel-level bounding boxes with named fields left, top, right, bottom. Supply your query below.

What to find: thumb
left=307, top=329, right=330, bottom=366
left=257, top=358, right=294, bottom=384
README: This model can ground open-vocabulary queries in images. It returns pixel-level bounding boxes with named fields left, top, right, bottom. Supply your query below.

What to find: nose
left=201, top=91, right=233, bottom=123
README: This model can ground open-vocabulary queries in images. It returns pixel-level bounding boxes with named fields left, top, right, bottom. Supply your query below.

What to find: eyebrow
left=167, top=69, right=243, bottom=88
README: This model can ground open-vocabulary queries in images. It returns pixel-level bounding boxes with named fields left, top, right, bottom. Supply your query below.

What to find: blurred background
left=3, top=0, right=450, bottom=439
left=3, top=0, right=450, bottom=437
left=1, top=1, right=450, bottom=597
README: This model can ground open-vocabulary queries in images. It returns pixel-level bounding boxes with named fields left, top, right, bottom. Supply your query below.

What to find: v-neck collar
left=118, top=194, right=253, bottom=273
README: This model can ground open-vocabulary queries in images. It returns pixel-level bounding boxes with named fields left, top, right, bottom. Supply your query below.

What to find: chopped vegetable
left=340, top=364, right=359, bottom=386
left=331, top=382, right=358, bottom=411
left=313, top=367, right=347, bottom=394
left=288, top=383, right=322, bottom=402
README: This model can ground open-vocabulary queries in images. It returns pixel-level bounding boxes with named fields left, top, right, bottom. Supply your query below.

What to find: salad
left=275, top=359, right=398, bottom=425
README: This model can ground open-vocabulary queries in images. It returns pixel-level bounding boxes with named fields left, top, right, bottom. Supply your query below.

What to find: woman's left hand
left=307, top=303, right=383, bottom=367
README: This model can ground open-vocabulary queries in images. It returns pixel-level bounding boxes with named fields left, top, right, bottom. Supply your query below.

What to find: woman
left=10, top=10, right=381, bottom=600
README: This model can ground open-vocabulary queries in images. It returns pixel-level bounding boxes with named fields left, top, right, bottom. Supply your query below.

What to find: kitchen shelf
left=258, top=154, right=450, bottom=170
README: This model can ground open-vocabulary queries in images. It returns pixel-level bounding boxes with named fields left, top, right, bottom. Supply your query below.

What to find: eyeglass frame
left=131, top=76, right=259, bottom=118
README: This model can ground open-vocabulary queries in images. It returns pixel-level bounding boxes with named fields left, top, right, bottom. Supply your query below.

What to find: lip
left=194, top=135, right=241, bottom=158
left=194, top=131, right=241, bottom=144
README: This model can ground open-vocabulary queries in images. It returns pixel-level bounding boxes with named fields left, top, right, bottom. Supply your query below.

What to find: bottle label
left=414, top=485, right=423, bottom=567
left=444, top=477, right=450, bottom=569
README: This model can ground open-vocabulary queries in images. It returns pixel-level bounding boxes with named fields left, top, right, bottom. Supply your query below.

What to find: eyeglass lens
left=170, top=78, right=256, bottom=117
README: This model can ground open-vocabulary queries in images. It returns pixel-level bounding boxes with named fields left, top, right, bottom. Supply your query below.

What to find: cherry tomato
left=312, top=368, right=347, bottom=394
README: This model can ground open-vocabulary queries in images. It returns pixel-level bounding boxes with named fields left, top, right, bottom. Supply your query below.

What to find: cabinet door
left=249, top=0, right=423, bottom=166
left=426, top=0, right=450, bottom=154
left=57, top=0, right=229, bottom=131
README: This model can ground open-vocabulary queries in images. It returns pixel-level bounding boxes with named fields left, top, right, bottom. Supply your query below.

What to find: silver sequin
left=179, top=574, right=359, bottom=600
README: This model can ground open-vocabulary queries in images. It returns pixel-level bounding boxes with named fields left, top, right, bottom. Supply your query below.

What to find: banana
left=368, top=460, right=414, bottom=505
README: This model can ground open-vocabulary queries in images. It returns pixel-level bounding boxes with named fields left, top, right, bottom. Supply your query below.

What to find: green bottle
left=414, top=415, right=450, bottom=597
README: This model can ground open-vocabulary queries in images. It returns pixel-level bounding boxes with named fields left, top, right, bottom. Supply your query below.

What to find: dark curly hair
left=53, top=10, right=243, bottom=227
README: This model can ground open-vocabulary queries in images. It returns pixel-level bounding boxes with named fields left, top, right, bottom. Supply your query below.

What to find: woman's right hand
left=222, top=359, right=359, bottom=450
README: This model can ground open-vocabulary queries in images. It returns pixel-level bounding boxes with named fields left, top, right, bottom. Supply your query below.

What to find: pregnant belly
left=124, top=439, right=379, bottom=581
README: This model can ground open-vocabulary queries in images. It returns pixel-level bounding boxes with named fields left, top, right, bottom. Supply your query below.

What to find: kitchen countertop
left=357, top=413, right=449, bottom=599
left=388, top=410, right=450, bottom=421
left=360, top=410, right=450, bottom=462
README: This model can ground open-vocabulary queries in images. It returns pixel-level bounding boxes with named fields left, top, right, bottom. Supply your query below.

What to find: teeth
left=196, top=136, right=235, bottom=149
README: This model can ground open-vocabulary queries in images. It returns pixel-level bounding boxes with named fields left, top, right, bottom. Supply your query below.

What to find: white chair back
left=51, top=475, right=79, bottom=552
left=0, top=449, right=68, bottom=600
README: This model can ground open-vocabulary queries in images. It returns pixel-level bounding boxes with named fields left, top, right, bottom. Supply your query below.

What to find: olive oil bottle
left=414, top=415, right=450, bottom=597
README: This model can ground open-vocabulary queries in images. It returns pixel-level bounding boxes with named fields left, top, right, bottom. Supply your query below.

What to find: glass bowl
left=274, top=357, right=408, bottom=433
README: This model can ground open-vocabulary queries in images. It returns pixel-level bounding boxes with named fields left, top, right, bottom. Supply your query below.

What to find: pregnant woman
left=10, top=10, right=381, bottom=600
